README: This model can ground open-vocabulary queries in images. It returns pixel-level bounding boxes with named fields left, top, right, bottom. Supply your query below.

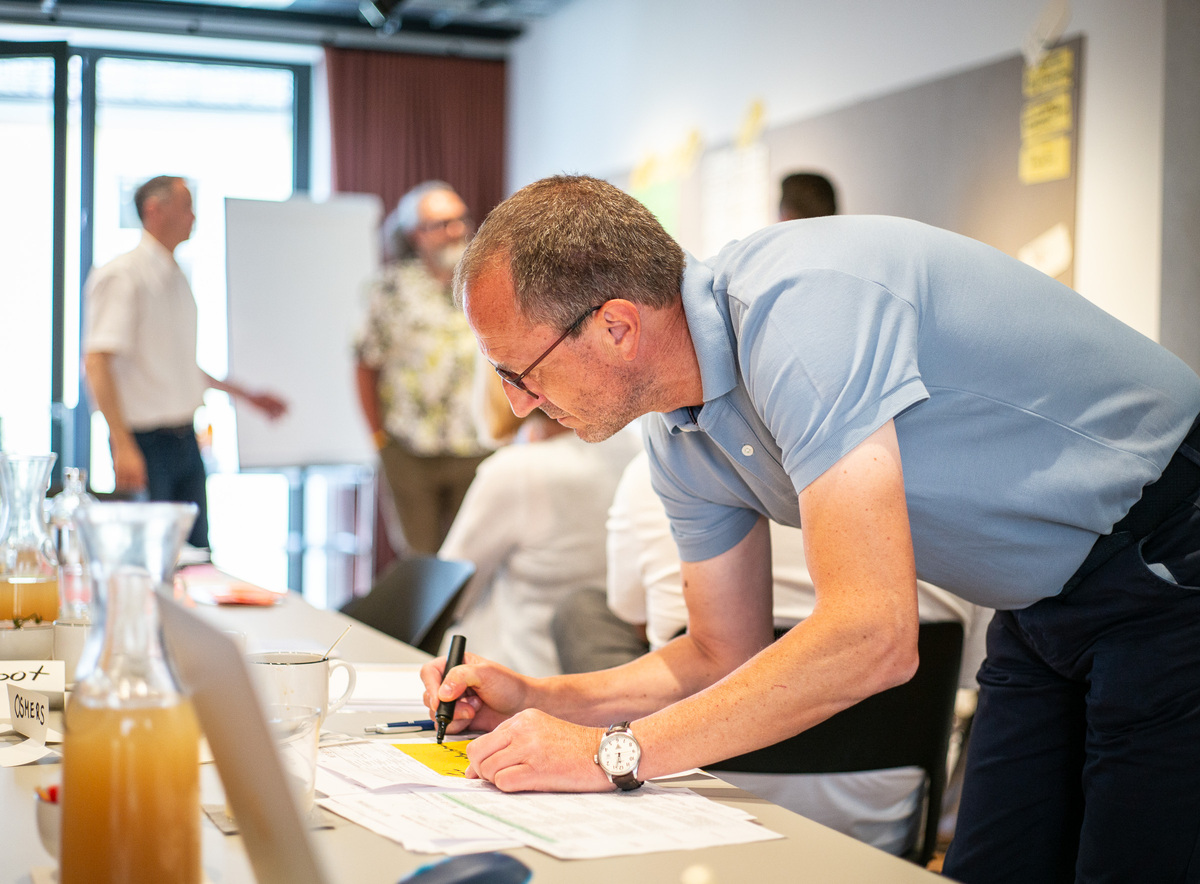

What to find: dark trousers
left=944, top=493, right=1200, bottom=882
left=133, top=424, right=209, bottom=549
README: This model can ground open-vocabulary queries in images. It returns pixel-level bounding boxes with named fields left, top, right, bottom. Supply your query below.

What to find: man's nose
left=503, top=381, right=542, bottom=418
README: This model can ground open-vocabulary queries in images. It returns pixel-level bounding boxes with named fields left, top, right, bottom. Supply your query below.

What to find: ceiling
left=0, top=0, right=573, bottom=55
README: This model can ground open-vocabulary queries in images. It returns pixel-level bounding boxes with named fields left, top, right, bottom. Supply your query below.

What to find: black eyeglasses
left=493, top=305, right=602, bottom=396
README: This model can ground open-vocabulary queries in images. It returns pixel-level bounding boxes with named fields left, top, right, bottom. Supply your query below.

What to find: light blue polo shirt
left=644, top=216, right=1200, bottom=609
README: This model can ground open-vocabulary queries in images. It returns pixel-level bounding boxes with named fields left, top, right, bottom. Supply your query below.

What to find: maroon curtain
left=325, top=46, right=506, bottom=226
left=326, top=47, right=505, bottom=576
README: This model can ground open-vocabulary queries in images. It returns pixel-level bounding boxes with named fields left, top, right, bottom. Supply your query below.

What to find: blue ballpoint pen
left=365, top=719, right=436, bottom=735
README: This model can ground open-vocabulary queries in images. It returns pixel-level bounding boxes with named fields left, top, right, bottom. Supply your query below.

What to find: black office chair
left=340, top=555, right=475, bottom=655
left=706, top=620, right=964, bottom=867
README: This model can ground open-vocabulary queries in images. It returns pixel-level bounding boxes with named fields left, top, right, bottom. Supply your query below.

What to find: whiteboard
left=225, top=194, right=382, bottom=468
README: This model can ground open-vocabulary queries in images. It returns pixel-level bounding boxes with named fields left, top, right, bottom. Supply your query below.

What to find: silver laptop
left=158, top=590, right=330, bottom=884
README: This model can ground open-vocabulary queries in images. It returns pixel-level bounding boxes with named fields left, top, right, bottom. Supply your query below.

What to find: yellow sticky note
left=395, top=740, right=473, bottom=778
left=1019, top=135, right=1071, bottom=184
left=1021, top=93, right=1072, bottom=141
left=1023, top=46, right=1074, bottom=98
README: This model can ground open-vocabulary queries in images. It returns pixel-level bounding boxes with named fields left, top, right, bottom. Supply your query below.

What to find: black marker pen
left=436, top=634, right=467, bottom=744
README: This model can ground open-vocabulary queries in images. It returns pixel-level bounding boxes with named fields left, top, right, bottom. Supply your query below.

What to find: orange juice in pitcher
left=59, top=501, right=201, bottom=884
left=60, top=702, right=201, bottom=884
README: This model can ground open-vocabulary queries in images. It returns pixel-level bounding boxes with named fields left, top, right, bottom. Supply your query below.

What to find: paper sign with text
left=0, top=660, right=65, bottom=696
left=7, top=683, right=49, bottom=744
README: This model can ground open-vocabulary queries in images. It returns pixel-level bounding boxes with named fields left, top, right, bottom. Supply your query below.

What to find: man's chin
left=571, top=422, right=623, bottom=444
left=539, top=405, right=635, bottom=443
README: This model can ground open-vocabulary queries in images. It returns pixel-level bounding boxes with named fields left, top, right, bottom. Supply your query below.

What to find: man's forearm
left=535, top=520, right=778, bottom=726
left=83, top=352, right=133, bottom=444
left=629, top=611, right=913, bottom=779
left=84, top=351, right=148, bottom=490
left=355, top=361, right=387, bottom=447
left=532, top=639, right=709, bottom=726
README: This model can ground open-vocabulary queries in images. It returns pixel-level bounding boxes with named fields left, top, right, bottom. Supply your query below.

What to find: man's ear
left=598, top=299, right=641, bottom=362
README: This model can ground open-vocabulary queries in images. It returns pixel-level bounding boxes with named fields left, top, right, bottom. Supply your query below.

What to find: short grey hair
left=134, top=175, right=184, bottom=222
left=454, top=175, right=683, bottom=332
left=382, top=180, right=457, bottom=261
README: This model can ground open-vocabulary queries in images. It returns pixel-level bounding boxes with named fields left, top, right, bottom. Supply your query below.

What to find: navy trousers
left=133, top=424, right=210, bottom=549
left=944, top=491, right=1200, bottom=883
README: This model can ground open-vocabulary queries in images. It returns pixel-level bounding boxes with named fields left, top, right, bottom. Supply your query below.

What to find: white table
left=2, top=592, right=946, bottom=883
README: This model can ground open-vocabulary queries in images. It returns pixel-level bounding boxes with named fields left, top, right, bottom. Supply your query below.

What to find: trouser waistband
left=134, top=424, right=195, bottom=439
left=1063, top=414, right=1200, bottom=595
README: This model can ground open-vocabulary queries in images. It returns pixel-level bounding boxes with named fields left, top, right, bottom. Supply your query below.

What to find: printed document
left=315, top=740, right=782, bottom=859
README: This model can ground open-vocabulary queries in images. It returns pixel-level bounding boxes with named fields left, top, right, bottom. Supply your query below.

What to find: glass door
left=0, top=43, right=68, bottom=471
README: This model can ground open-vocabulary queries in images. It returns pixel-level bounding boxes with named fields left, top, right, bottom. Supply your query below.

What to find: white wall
left=508, top=0, right=1167, bottom=339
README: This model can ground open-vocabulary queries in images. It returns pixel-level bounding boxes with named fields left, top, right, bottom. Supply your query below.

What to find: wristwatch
left=594, top=722, right=643, bottom=791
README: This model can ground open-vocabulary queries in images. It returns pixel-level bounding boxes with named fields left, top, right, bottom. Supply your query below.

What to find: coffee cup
left=247, top=651, right=356, bottom=725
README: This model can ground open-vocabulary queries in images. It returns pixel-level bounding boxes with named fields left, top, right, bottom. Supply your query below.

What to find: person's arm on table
left=420, top=516, right=773, bottom=734
left=83, top=350, right=147, bottom=492
left=424, top=421, right=922, bottom=792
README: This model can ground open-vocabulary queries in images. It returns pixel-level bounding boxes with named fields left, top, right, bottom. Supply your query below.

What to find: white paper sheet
left=0, top=717, right=63, bottom=767
left=427, top=787, right=782, bottom=859
left=318, top=740, right=491, bottom=791
left=319, top=792, right=520, bottom=855
left=314, top=741, right=782, bottom=860
left=343, top=663, right=428, bottom=714
left=0, top=737, right=56, bottom=767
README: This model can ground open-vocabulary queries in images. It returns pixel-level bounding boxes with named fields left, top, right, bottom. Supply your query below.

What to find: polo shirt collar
left=660, top=253, right=739, bottom=433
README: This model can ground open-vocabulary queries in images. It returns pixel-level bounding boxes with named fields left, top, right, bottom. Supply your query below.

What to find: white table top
left=1, top=591, right=944, bottom=884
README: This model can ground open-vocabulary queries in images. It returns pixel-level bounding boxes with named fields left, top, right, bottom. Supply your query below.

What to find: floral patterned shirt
left=355, top=259, right=489, bottom=457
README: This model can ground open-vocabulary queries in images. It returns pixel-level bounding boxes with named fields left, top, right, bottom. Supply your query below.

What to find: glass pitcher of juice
left=60, top=501, right=201, bottom=884
left=0, top=453, right=59, bottom=625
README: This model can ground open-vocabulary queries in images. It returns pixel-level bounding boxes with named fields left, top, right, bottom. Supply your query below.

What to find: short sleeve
left=83, top=262, right=138, bottom=356
left=733, top=268, right=927, bottom=493
left=644, top=427, right=762, bottom=563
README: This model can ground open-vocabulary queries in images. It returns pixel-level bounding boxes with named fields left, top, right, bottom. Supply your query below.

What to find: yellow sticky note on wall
left=1019, top=135, right=1071, bottom=184
left=1023, top=46, right=1074, bottom=97
left=396, top=740, right=473, bottom=778
left=1021, top=93, right=1072, bottom=141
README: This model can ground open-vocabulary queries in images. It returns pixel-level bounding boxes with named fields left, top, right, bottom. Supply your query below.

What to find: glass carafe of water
left=48, top=467, right=96, bottom=622
left=0, top=453, right=59, bottom=625
left=60, top=501, right=201, bottom=884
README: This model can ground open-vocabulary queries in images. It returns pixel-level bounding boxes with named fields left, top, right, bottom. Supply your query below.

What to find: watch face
left=599, top=733, right=639, bottom=775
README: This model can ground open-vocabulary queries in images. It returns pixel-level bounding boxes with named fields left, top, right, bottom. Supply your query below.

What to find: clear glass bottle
left=0, top=453, right=59, bottom=625
left=60, top=501, right=201, bottom=884
left=47, top=467, right=96, bottom=622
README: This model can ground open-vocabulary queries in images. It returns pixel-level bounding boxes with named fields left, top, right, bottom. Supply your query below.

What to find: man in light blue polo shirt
left=422, top=175, right=1200, bottom=883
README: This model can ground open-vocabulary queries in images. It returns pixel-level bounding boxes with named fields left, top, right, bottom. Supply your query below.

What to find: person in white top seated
left=437, top=369, right=640, bottom=678
left=597, top=449, right=989, bottom=855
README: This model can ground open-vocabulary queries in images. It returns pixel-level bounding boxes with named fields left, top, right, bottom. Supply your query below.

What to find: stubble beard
left=547, top=371, right=652, bottom=443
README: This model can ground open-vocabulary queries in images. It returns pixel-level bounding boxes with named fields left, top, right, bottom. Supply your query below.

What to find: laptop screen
left=158, top=590, right=329, bottom=884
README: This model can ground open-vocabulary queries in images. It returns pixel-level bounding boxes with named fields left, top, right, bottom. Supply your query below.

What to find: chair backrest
left=340, top=555, right=475, bottom=654
left=706, top=620, right=964, bottom=867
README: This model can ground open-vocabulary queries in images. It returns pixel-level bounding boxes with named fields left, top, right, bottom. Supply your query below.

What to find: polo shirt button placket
left=741, top=444, right=754, bottom=457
